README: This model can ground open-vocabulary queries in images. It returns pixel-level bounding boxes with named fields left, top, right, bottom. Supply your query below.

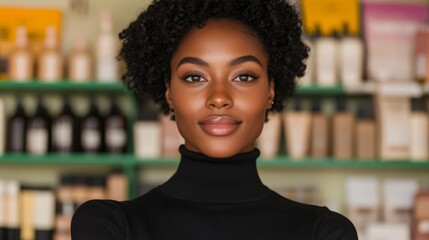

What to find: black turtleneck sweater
left=71, top=146, right=358, bottom=240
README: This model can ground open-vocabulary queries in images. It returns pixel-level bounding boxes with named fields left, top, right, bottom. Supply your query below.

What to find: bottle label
left=82, top=129, right=100, bottom=150
left=14, top=54, right=31, bottom=81
left=106, top=116, right=126, bottom=149
left=53, top=117, right=73, bottom=148
left=27, top=128, right=48, bottom=155
left=106, top=128, right=126, bottom=148
left=73, top=57, right=90, bottom=81
left=41, top=54, right=61, bottom=81
left=418, top=220, right=429, bottom=234
left=96, top=58, right=118, bottom=82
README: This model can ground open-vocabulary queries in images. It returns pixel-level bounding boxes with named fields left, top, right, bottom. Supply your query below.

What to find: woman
left=71, top=0, right=358, bottom=239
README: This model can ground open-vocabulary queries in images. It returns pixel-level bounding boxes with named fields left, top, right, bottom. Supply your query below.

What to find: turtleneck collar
left=158, top=145, right=270, bottom=203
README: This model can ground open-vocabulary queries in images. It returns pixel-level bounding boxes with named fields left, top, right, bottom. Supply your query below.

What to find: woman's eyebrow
left=229, top=55, right=262, bottom=67
left=176, top=55, right=263, bottom=69
left=177, top=57, right=209, bottom=69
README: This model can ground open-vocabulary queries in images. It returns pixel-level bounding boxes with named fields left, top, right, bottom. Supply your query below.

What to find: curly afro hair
left=119, top=0, right=309, bottom=115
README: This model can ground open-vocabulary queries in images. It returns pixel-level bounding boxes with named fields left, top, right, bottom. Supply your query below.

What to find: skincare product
left=383, top=179, right=419, bottom=224
left=346, top=177, right=380, bottom=238
left=68, top=39, right=92, bottom=82
left=375, top=94, right=411, bottom=160
left=355, top=105, right=377, bottom=160
left=339, top=23, right=363, bottom=86
left=9, top=26, right=33, bottom=81
left=95, top=10, right=119, bottom=82
left=107, top=170, right=128, bottom=201
left=367, top=223, right=410, bottom=240
left=310, top=99, right=329, bottom=158
left=414, top=29, right=429, bottom=83
left=134, top=107, right=161, bottom=159
left=284, top=98, right=311, bottom=159
left=332, top=99, right=354, bottom=159
left=37, top=26, right=63, bottom=82
left=257, top=112, right=281, bottom=159
left=160, top=114, right=184, bottom=157
left=413, top=190, right=429, bottom=240
left=409, top=98, right=429, bottom=161
left=315, top=26, right=338, bottom=86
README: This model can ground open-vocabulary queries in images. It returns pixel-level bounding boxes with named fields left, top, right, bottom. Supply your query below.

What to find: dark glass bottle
left=7, top=98, right=27, bottom=153
left=51, top=96, right=78, bottom=153
left=80, top=97, right=103, bottom=153
left=104, top=97, right=127, bottom=154
left=26, top=96, right=51, bottom=155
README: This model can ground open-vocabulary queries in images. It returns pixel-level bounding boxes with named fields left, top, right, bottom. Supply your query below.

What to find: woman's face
left=166, top=19, right=274, bottom=158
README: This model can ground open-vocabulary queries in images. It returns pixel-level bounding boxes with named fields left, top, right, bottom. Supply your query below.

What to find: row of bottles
left=4, top=10, right=118, bottom=82
left=301, top=23, right=364, bottom=87
left=0, top=170, right=127, bottom=240
left=257, top=96, right=429, bottom=161
left=4, top=95, right=127, bottom=155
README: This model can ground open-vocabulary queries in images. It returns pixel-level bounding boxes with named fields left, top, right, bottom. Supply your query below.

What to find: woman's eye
left=183, top=75, right=205, bottom=82
left=234, top=74, right=258, bottom=82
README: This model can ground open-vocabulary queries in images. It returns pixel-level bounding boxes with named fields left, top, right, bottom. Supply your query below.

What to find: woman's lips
left=199, top=116, right=242, bottom=136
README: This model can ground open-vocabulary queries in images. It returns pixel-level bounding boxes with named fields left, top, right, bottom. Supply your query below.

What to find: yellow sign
left=0, top=7, right=62, bottom=79
left=301, top=0, right=360, bottom=36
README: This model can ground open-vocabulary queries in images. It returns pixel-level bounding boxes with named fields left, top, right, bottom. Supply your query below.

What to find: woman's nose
left=206, top=82, right=233, bottom=109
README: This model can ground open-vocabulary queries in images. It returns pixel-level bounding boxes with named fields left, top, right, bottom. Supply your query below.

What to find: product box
left=383, top=179, right=419, bottom=224
left=0, top=7, right=62, bottom=79
left=300, top=0, right=360, bottom=35
left=374, top=94, right=411, bottom=160
left=363, top=1, right=429, bottom=81
left=345, top=176, right=380, bottom=238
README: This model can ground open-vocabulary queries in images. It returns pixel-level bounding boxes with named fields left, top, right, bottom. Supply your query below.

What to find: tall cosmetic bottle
left=339, top=23, right=363, bottom=86
left=310, top=99, right=329, bottom=158
left=332, top=99, right=354, bottom=159
left=257, top=112, right=282, bottom=159
left=5, top=181, right=20, bottom=240
left=34, top=190, right=55, bottom=240
left=68, top=39, right=92, bottom=82
left=134, top=107, right=161, bottom=159
left=409, top=98, right=428, bottom=161
left=355, top=104, right=377, bottom=160
left=37, top=26, right=63, bottom=82
left=95, top=10, right=119, bottom=82
left=315, top=26, right=338, bottom=86
left=284, top=98, right=311, bottom=160
left=9, top=26, right=33, bottom=81
left=7, top=98, right=27, bottom=153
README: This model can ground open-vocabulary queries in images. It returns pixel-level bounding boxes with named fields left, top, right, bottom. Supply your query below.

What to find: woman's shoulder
left=71, top=199, right=129, bottom=239
left=269, top=192, right=358, bottom=240
left=315, top=208, right=358, bottom=240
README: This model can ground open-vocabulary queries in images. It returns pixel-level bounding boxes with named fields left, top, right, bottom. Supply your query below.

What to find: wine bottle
left=27, top=97, right=51, bottom=155
left=7, top=98, right=28, bottom=153
left=80, top=97, right=103, bottom=153
left=104, top=97, right=127, bottom=154
left=51, top=96, right=77, bottom=153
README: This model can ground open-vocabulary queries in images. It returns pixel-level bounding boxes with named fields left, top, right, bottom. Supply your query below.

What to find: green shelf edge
left=295, top=84, right=345, bottom=95
left=2, top=154, right=429, bottom=170
left=0, top=80, right=128, bottom=92
left=0, top=154, right=134, bottom=166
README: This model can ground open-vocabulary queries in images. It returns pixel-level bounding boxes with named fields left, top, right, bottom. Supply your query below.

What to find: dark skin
left=166, top=19, right=275, bottom=158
